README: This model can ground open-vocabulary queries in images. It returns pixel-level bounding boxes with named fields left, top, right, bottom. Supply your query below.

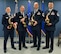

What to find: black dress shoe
left=31, top=45, right=37, bottom=48
left=42, top=46, right=49, bottom=49
left=12, top=47, right=16, bottom=50
left=37, top=47, right=40, bottom=51
left=49, top=49, right=53, bottom=53
left=4, top=50, right=7, bottom=53
left=23, top=46, right=28, bottom=49
left=19, top=48, right=21, bottom=50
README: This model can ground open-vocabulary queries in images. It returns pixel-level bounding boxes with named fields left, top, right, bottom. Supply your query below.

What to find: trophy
left=30, top=14, right=35, bottom=26
left=45, top=13, right=50, bottom=24
left=22, top=16, right=27, bottom=28
left=8, top=15, right=14, bottom=29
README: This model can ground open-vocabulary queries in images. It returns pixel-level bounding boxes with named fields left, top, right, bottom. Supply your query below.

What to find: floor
left=0, top=37, right=61, bottom=54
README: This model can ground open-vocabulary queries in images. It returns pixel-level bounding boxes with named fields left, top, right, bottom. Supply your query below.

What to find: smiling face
left=20, top=5, right=25, bottom=13
left=34, top=2, right=39, bottom=9
left=5, top=7, right=11, bottom=13
left=48, top=2, right=54, bottom=9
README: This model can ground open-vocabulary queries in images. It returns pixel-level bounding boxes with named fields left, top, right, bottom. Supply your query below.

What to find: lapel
left=5, top=13, right=11, bottom=18
left=19, top=12, right=23, bottom=17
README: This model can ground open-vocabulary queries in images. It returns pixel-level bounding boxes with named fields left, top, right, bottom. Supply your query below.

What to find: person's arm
left=52, top=11, right=59, bottom=25
left=25, top=14, right=29, bottom=25
left=2, top=15, right=8, bottom=27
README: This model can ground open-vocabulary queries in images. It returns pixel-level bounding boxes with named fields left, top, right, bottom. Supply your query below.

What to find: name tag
left=19, top=16, right=22, bottom=18
left=6, top=17, right=9, bottom=19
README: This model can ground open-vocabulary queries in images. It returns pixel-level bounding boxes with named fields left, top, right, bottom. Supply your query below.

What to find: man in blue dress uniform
left=42, top=1, right=59, bottom=53
left=14, top=5, right=28, bottom=50
left=31, top=2, right=44, bottom=51
left=2, top=7, right=16, bottom=53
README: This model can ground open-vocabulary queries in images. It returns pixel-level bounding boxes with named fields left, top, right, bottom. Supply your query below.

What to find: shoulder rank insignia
left=42, top=13, right=45, bottom=17
left=57, top=13, right=59, bottom=16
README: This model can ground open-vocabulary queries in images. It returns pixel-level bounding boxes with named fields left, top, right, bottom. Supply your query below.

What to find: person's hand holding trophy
left=45, top=13, right=52, bottom=26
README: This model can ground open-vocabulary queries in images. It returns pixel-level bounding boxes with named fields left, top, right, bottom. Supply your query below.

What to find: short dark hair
left=48, top=1, right=54, bottom=3
left=5, top=6, right=10, bottom=9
